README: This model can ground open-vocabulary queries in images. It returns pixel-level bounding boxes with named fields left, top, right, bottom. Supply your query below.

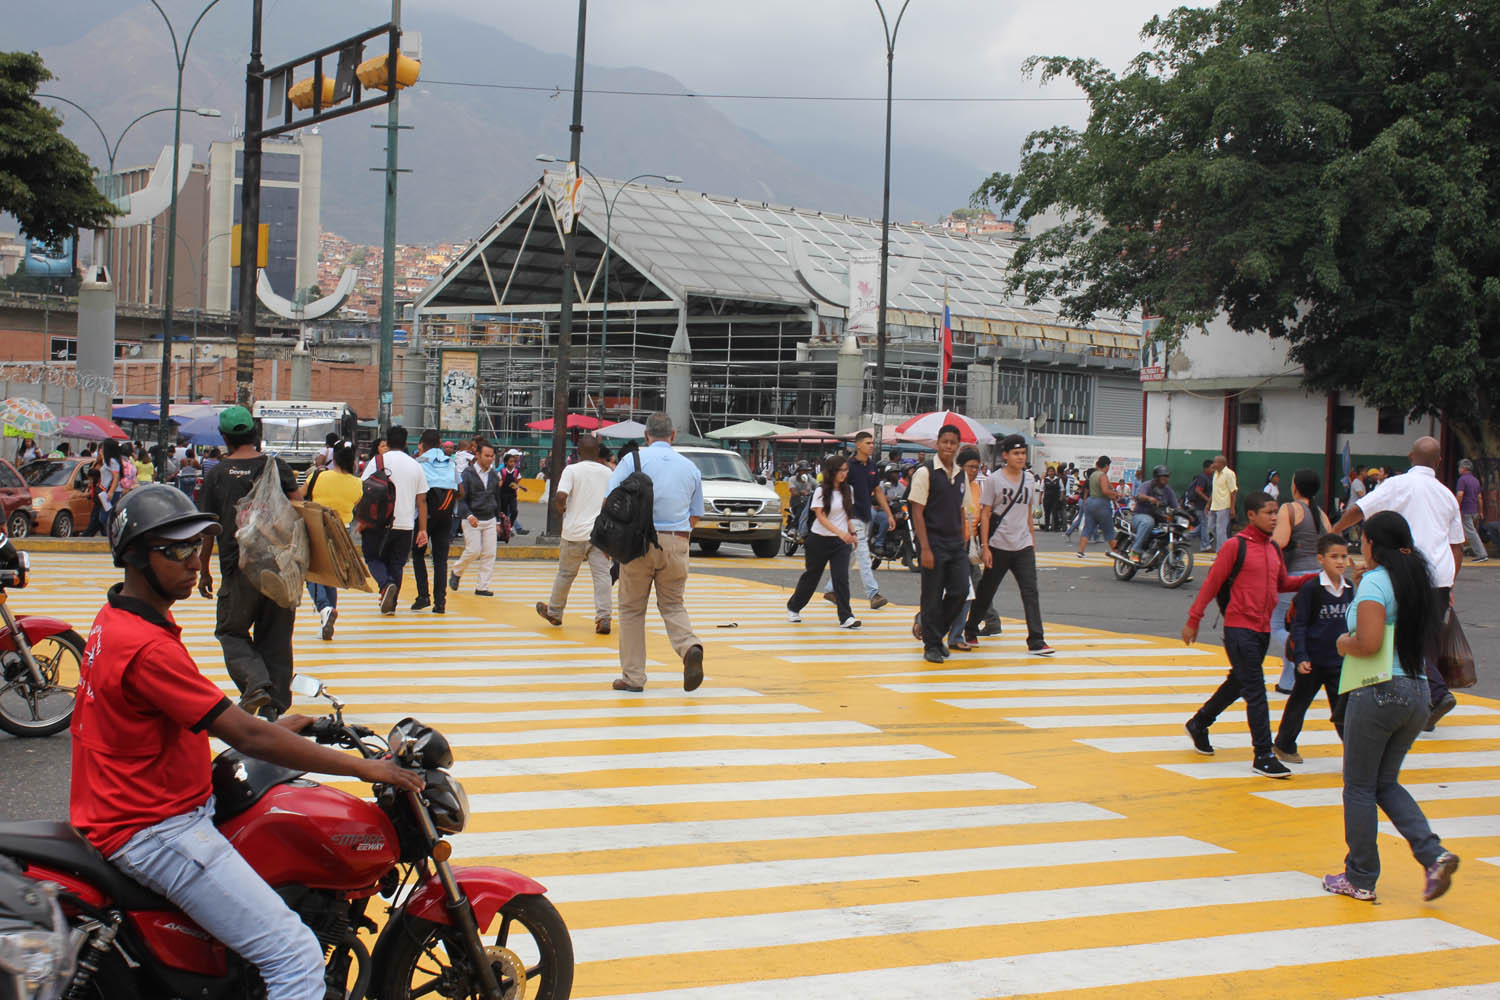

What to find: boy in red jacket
left=1181, top=491, right=1317, bottom=778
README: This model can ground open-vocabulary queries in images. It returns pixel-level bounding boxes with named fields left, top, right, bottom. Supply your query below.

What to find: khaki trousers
left=617, top=533, right=699, bottom=688
left=547, top=539, right=613, bottom=622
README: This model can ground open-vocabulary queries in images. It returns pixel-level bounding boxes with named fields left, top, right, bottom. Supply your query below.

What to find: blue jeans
left=307, top=581, right=337, bottom=612
left=1210, top=508, right=1233, bottom=551
left=1341, top=673, right=1445, bottom=892
left=1130, top=513, right=1156, bottom=555
left=870, top=510, right=890, bottom=549
left=1080, top=498, right=1113, bottom=542
left=1270, top=590, right=1295, bottom=691
left=111, top=799, right=325, bottom=1000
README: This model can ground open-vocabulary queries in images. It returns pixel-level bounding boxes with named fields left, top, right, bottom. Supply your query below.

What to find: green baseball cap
left=219, top=405, right=255, bottom=434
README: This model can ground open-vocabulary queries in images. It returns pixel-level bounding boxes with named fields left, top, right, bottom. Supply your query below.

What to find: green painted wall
left=1145, top=446, right=1415, bottom=518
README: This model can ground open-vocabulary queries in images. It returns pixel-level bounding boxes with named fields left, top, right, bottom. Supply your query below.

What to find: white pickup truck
left=676, top=446, right=783, bottom=558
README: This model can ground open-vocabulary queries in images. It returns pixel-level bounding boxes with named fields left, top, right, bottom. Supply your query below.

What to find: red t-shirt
left=70, top=587, right=231, bottom=856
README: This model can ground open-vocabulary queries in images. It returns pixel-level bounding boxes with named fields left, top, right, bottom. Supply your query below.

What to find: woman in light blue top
left=1324, top=510, right=1457, bottom=902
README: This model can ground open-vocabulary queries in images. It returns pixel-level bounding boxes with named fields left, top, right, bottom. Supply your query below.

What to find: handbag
left=1436, top=611, right=1477, bottom=689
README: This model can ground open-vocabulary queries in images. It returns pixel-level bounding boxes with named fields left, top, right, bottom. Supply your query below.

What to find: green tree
left=975, top=1, right=1500, bottom=453
left=0, top=52, right=116, bottom=244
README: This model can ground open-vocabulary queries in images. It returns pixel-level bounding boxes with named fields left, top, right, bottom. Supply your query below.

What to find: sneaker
left=1184, top=719, right=1214, bottom=756
left=379, top=584, right=398, bottom=616
left=1076, top=551, right=1086, bottom=559
left=822, top=591, right=837, bottom=605
left=515, top=526, right=530, bottom=535
left=535, top=602, right=563, bottom=626
left=319, top=607, right=337, bottom=641
left=1253, top=755, right=1293, bottom=779
left=786, top=609, right=802, bottom=623
left=963, top=630, right=979, bottom=644
left=840, top=617, right=862, bottom=629
left=869, top=594, right=889, bottom=610
left=1322, top=873, right=1376, bottom=901
left=1423, top=851, right=1459, bottom=901
left=474, top=589, right=494, bottom=597
left=240, top=686, right=273, bottom=714
left=1273, top=746, right=1303, bottom=764
left=595, top=619, right=611, bottom=635
left=448, top=571, right=461, bottom=590
left=1425, top=692, right=1457, bottom=732
left=1029, top=642, right=1056, bottom=656
left=410, top=596, right=431, bottom=611
left=976, top=621, right=1002, bottom=637
left=682, top=645, right=704, bottom=692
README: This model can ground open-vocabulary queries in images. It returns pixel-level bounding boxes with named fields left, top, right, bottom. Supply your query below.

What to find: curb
left=12, top=536, right=560, bottom=561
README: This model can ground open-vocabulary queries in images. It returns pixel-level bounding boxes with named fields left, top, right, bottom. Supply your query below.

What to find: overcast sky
left=419, top=0, right=1182, bottom=181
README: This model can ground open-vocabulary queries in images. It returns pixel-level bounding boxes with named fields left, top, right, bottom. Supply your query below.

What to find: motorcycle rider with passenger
left=69, top=484, right=423, bottom=1000
left=1129, top=465, right=1179, bottom=562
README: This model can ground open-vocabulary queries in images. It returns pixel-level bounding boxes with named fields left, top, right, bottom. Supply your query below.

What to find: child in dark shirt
left=1274, top=534, right=1354, bottom=762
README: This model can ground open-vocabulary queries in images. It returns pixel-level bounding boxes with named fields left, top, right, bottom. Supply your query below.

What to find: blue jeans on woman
left=1080, top=498, right=1113, bottom=542
left=307, top=581, right=337, bottom=612
left=1340, top=673, right=1446, bottom=893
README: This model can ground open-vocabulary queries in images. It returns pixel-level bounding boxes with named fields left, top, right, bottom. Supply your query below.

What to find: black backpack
left=590, top=452, right=659, bottom=563
left=1214, top=536, right=1249, bottom=620
left=352, top=453, right=396, bottom=530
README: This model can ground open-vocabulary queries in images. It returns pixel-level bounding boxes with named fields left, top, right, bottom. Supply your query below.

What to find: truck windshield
left=683, top=452, right=755, bottom=482
left=261, top=418, right=336, bottom=448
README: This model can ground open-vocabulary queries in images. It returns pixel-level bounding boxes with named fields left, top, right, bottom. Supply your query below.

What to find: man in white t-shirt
left=964, top=434, right=1055, bottom=654
left=536, top=435, right=615, bottom=633
left=360, top=425, right=429, bottom=615
left=1333, top=435, right=1465, bottom=728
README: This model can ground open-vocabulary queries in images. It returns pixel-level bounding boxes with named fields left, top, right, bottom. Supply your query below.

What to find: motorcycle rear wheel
left=376, top=894, right=573, bottom=1000
left=782, top=535, right=800, bottom=557
left=0, top=628, right=83, bottom=737
left=1159, top=545, right=1194, bottom=589
left=1112, top=557, right=1137, bottom=582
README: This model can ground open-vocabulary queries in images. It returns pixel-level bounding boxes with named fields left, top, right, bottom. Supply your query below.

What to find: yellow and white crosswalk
left=20, top=551, right=1500, bottom=998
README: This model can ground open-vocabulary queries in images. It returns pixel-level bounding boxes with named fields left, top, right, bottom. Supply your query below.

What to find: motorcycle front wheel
left=1111, top=556, right=1137, bottom=582
left=1159, top=545, right=1194, bottom=589
left=376, top=894, right=574, bottom=1000
left=0, top=628, right=83, bottom=737
left=782, top=534, right=800, bottom=557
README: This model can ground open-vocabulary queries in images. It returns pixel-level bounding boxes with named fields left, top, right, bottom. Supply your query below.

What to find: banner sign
left=439, top=350, right=480, bottom=431
left=847, top=250, right=880, bottom=336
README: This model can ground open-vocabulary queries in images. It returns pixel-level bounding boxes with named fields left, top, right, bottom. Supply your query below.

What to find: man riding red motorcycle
left=72, top=484, right=423, bottom=999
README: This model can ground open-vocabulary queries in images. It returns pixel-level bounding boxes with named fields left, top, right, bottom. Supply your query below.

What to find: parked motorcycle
left=0, top=676, right=574, bottom=1000
left=1107, top=506, right=1196, bottom=588
left=0, top=854, right=82, bottom=1000
left=0, top=533, right=84, bottom=738
left=868, top=500, right=919, bottom=573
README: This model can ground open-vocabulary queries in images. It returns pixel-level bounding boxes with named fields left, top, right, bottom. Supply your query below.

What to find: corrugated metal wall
left=1093, top=376, right=1143, bottom=435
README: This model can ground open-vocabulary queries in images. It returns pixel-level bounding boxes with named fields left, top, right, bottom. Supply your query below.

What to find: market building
left=409, top=172, right=1143, bottom=441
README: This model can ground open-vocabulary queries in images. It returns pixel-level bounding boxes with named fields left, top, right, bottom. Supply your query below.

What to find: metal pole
left=235, top=0, right=264, bottom=408
left=872, top=0, right=910, bottom=453
left=547, top=0, right=588, bottom=537
left=377, top=0, right=401, bottom=429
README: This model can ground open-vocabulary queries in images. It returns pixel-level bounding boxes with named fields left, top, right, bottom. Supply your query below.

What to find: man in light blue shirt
left=608, top=412, right=705, bottom=693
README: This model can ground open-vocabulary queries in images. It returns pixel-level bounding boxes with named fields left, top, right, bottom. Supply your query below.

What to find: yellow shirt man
left=1210, top=465, right=1238, bottom=512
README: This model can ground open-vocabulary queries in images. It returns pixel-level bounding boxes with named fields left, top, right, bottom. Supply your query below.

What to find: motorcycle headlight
left=388, top=718, right=453, bottom=770
left=0, top=906, right=78, bottom=1000
left=424, top=770, right=470, bottom=835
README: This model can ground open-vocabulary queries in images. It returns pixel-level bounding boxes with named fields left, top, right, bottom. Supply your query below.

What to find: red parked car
left=0, top=458, right=36, bottom=538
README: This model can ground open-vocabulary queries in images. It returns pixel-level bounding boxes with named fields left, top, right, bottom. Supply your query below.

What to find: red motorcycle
left=0, top=533, right=84, bottom=738
left=0, top=676, right=574, bottom=1000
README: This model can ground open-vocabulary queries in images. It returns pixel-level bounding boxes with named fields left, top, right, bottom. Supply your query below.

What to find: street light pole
left=150, top=0, right=224, bottom=480
left=546, top=0, right=588, bottom=538
left=872, top=0, right=911, bottom=457
left=376, top=0, right=404, bottom=429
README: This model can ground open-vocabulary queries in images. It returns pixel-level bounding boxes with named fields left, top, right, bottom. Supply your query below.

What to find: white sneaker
left=318, top=606, right=337, bottom=641
left=786, top=610, right=802, bottom=623
left=840, top=617, right=862, bottom=629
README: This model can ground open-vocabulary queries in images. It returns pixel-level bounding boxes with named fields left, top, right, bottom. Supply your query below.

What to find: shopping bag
left=1436, top=612, right=1477, bottom=689
left=235, top=457, right=310, bottom=608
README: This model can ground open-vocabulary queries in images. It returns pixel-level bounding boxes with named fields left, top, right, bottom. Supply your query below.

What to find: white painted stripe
left=337, top=687, right=765, bottom=705
left=451, top=743, right=950, bottom=778
left=205, top=660, right=634, bottom=680
left=355, top=703, right=819, bottom=725
left=1255, top=780, right=1500, bottom=808
left=1162, top=751, right=1500, bottom=779
left=541, top=836, right=1228, bottom=902
left=1481, top=857, right=1500, bottom=867
left=466, top=772, right=1030, bottom=812
left=884, top=678, right=1221, bottom=693
left=1380, top=815, right=1500, bottom=839
left=1082, top=726, right=1500, bottom=753
left=445, top=720, right=878, bottom=747
left=1347, top=983, right=1500, bottom=999
left=572, top=871, right=1325, bottom=962
left=726, top=638, right=1154, bottom=651
left=256, top=673, right=618, bottom=688
left=582, top=919, right=1496, bottom=1000
left=457, top=802, right=1119, bottom=857
left=1012, top=712, right=1261, bottom=729
left=272, top=646, right=603, bottom=662
left=797, top=647, right=1213, bottom=664
left=876, top=661, right=1235, bottom=679
left=949, top=694, right=1224, bottom=709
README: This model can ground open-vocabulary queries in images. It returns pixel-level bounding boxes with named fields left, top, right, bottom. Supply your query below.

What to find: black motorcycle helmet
left=109, top=483, right=222, bottom=570
left=1152, top=465, right=1170, bottom=479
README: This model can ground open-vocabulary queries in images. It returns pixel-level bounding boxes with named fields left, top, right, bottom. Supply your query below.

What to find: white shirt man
left=1353, top=465, right=1463, bottom=589
left=537, top=437, right=616, bottom=633
left=359, top=431, right=428, bottom=615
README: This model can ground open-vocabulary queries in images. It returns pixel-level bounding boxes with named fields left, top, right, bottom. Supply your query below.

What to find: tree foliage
left=975, top=1, right=1500, bottom=450
left=0, top=51, right=116, bottom=245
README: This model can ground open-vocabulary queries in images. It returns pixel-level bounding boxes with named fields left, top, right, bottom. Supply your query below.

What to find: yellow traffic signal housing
left=230, top=224, right=270, bottom=268
left=288, top=76, right=339, bottom=110
left=355, top=52, right=420, bottom=91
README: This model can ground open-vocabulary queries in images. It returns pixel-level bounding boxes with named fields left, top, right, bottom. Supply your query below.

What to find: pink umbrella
left=525, top=414, right=604, bottom=432
left=62, top=414, right=129, bottom=441
left=893, top=411, right=995, bottom=445
left=772, top=428, right=846, bottom=443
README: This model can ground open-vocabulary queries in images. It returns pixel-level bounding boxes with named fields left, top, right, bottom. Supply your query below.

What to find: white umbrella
left=597, top=419, right=647, bottom=439
left=893, top=410, right=995, bottom=445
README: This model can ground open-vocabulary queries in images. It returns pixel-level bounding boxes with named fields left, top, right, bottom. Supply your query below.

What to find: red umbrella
left=62, top=414, right=129, bottom=441
left=525, top=414, right=604, bottom=432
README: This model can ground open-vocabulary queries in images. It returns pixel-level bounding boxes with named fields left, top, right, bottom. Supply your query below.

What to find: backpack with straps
left=1213, top=536, right=1249, bottom=621
left=590, top=452, right=659, bottom=563
left=352, top=454, right=396, bottom=530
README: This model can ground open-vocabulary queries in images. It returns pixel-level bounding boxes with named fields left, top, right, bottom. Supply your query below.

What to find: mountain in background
left=25, top=1, right=983, bottom=245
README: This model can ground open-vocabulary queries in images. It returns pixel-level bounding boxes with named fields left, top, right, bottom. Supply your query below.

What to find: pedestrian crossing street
left=25, top=552, right=1500, bottom=998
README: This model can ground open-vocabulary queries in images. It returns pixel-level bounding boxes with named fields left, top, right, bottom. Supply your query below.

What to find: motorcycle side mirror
left=755, top=475, right=767, bottom=485
left=290, top=675, right=325, bottom=699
